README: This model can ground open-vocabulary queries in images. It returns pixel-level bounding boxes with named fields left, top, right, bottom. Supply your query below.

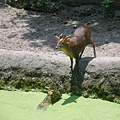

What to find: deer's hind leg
left=79, top=48, right=85, bottom=59
left=91, top=41, right=96, bottom=58
left=89, top=38, right=96, bottom=58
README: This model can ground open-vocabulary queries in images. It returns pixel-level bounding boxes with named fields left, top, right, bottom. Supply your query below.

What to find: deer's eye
left=61, top=42, right=64, bottom=45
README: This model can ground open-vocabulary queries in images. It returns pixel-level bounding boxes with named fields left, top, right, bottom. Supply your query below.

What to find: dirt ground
left=0, top=3, right=120, bottom=58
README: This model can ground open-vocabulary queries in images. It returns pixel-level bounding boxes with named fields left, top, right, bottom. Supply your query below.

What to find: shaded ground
left=0, top=3, right=120, bottom=57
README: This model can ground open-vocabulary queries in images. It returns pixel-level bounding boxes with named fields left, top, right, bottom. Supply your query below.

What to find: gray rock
left=0, top=49, right=120, bottom=103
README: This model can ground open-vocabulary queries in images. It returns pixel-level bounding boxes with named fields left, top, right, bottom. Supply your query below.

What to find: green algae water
left=0, top=90, right=120, bottom=120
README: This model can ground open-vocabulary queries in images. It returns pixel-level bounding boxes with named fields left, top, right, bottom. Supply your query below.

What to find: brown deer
left=55, top=26, right=96, bottom=72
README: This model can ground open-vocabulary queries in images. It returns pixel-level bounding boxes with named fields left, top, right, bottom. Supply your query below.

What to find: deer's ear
left=67, top=41, right=69, bottom=45
left=67, top=38, right=70, bottom=42
left=55, top=34, right=63, bottom=40
left=55, top=36, right=59, bottom=41
left=67, top=38, right=70, bottom=44
left=59, top=34, right=62, bottom=39
left=63, top=36, right=69, bottom=41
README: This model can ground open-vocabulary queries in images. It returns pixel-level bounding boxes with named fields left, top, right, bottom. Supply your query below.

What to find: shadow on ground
left=1, top=3, right=120, bottom=50
left=62, top=94, right=79, bottom=105
left=70, top=57, right=94, bottom=94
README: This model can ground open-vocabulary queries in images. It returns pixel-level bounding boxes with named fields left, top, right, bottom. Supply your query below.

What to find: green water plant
left=7, top=0, right=61, bottom=12
left=101, top=0, right=115, bottom=17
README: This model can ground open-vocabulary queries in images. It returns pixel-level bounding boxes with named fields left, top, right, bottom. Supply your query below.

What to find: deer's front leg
left=70, top=57, right=73, bottom=72
left=75, top=57, right=79, bottom=73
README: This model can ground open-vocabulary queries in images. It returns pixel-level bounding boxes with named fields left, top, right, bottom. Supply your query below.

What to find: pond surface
left=0, top=90, right=120, bottom=120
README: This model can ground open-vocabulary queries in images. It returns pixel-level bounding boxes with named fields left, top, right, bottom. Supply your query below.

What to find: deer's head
left=55, top=34, right=70, bottom=49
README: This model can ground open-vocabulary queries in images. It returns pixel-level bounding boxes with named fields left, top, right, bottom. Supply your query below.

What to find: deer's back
left=73, top=26, right=92, bottom=44
left=74, top=26, right=86, bottom=37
